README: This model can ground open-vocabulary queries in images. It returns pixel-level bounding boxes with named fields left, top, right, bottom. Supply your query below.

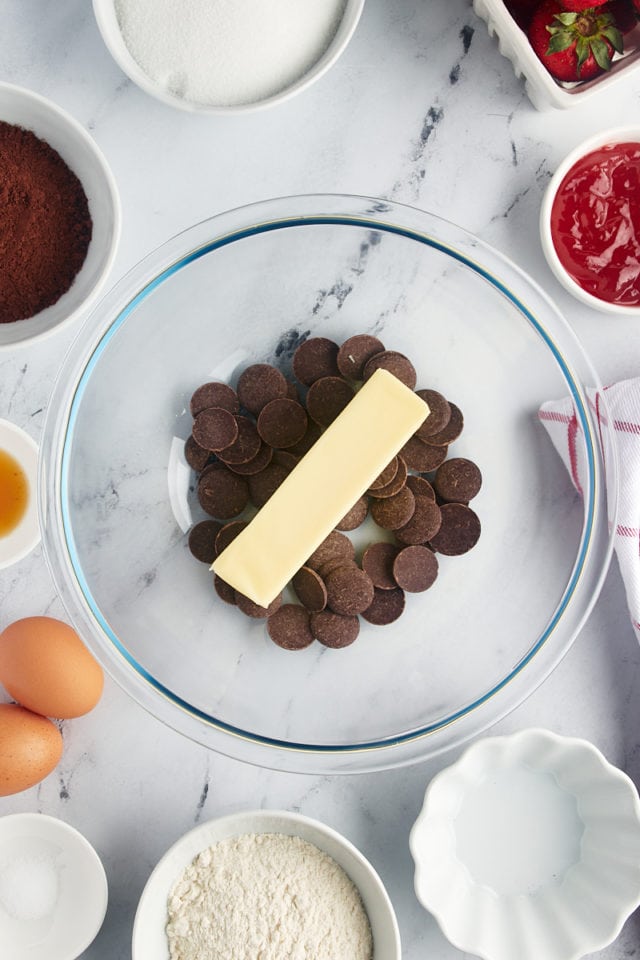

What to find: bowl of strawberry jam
left=540, top=127, right=640, bottom=315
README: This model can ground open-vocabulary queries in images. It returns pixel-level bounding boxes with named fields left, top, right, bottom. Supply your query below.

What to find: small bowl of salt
left=92, top=0, right=365, bottom=113
left=0, top=813, right=108, bottom=960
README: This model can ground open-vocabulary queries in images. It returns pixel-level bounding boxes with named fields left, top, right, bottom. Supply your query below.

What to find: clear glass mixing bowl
left=40, top=195, right=616, bottom=774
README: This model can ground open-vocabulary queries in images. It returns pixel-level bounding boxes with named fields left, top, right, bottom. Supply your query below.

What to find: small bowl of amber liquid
left=0, top=420, right=40, bottom=569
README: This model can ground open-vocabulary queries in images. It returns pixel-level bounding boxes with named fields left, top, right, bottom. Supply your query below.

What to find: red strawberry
left=505, top=0, right=541, bottom=28
left=605, top=0, right=639, bottom=32
left=560, top=0, right=608, bottom=10
left=528, top=0, right=624, bottom=80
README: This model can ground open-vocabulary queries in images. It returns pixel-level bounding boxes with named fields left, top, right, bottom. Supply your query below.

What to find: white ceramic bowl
left=92, top=0, right=365, bottom=114
left=0, top=812, right=108, bottom=960
left=410, top=728, right=640, bottom=960
left=0, top=82, right=121, bottom=349
left=132, top=809, right=400, bottom=959
left=0, top=419, right=40, bottom=570
left=540, top=126, right=640, bottom=316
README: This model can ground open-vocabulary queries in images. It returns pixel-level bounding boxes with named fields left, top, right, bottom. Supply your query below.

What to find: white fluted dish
left=410, top=728, right=640, bottom=960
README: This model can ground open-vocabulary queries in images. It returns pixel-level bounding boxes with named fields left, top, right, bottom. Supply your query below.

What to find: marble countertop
left=2, top=1, right=640, bottom=957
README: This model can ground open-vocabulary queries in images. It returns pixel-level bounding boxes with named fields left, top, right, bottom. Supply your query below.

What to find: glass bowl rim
left=40, top=194, right=617, bottom=772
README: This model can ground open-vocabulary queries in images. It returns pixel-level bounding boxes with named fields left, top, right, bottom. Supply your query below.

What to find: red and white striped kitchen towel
left=539, top=377, right=640, bottom=639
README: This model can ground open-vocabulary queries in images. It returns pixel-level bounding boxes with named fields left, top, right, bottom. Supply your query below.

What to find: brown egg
left=0, top=703, right=63, bottom=796
left=0, top=616, right=104, bottom=719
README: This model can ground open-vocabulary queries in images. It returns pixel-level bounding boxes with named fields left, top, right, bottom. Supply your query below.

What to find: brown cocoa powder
left=0, top=121, right=92, bottom=324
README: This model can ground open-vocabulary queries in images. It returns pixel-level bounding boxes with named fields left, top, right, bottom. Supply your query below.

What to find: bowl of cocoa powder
left=0, top=82, right=121, bottom=349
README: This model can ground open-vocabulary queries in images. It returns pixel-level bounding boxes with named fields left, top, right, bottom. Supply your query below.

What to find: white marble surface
left=2, top=1, right=640, bottom=957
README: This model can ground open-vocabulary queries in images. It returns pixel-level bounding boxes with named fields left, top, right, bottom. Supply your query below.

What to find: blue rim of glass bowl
left=60, top=215, right=597, bottom=754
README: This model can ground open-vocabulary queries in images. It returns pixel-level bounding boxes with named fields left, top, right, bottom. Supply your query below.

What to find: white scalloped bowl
left=410, top=728, right=640, bottom=960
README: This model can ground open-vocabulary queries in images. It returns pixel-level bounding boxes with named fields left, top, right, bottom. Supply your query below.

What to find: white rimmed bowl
left=132, top=809, right=400, bottom=960
left=0, top=82, right=121, bottom=349
left=540, top=125, right=640, bottom=316
left=92, top=0, right=365, bottom=114
left=0, top=813, right=108, bottom=960
left=410, top=728, right=640, bottom=960
left=0, top=420, right=39, bottom=570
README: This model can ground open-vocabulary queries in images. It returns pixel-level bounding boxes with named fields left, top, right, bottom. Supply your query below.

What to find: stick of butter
left=212, top=368, right=429, bottom=607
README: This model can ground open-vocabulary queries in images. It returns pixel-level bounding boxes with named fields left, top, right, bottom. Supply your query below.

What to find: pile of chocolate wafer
left=185, top=334, right=482, bottom=650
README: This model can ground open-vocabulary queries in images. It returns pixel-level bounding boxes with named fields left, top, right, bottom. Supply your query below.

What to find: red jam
left=550, top=141, right=640, bottom=307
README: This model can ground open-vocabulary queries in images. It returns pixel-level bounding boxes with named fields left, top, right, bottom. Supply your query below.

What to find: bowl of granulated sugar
left=132, top=809, right=401, bottom=960
left=93, top=0, right=365, bottom=113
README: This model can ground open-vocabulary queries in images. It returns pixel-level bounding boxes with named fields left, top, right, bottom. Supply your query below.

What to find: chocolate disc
left=362, top=587, right=406, bottom=625
left=362, top=350, right=417, bottom=390
left=190, top=381, right=239, bottom=417
left=267, top=604, right=315, bottom=650
left=434, top=457, right=482, bottom=502
left=337, top=335, right=386, bottom=380
left=272, top=449, right=300, bottom=472
left=369, top=456, right=408, bottom=499
left=370, top=487, right=416, bottom=531
left=414, top=389, right=451, bottom=439
left=213, top=574, right=237, bottom=605
left=395, top=496, right=442, bottom=545
left=287, top=420, right=322, bottom=457
left=406, top=474, right=436, bottom=501
left=361, top=542, right=400, bottom=590
left=236, top=363, right=288, bottom=415
left=197, top=463, right=249, bottom=519
left=310, top=610, right=360, bottom=648
left=318, top=557, right=358, bottom=580
left=235, top=591, right=283, bottom=619
left=427, top=402, right=464, bottom=446
left=306, top=376, right=354, bottom=427
left=215, top=520, right=249, bottom=555
left=292, top=566, right=328, bottom=612
left=286, top=380, right=300, bottom=401
left=188, top=520, right=222, bottom=564
left=336, top=496, right=369, bottom=532
left=393, top=545, right=439, bottom=592
left=399, top=436, right=448, bottom=472
left=184, top=435, right=211, bottom=473
left=257, top=398, right=308, bottom=448
left=306, top=531, right=355, bottom=571
left=248, top=463, right=290, bottom=508
left=429, top=503, right=481, bottom=555
left=325, top=565, right=375, bottom=616
left=292, top=337, right=340, bottom=386
left=225, top=441, right=273, bottom=476
left=368, top=456, right=399, bottom=492
left=217, top=416, right=262, bottom=465
left=192, top=406, right=239, bottom=452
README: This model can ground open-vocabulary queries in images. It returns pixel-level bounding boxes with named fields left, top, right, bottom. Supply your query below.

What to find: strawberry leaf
left=590, top=37, right=613, bottom=69
left=601, top=26, right=624, bottom=54
left=575, top=36, right=590, bottom=69
left=547, top=31, right=576, bottom=52
left=553, top=11, right=579, bottom=25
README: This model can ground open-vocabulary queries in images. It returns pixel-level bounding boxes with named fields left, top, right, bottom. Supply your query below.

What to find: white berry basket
left=132, top=809, right=401, bottom=960
left=472, top=0, right=640, bottom=109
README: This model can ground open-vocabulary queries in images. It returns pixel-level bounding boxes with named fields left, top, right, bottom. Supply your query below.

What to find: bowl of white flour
left=92, top=0, right=365, bottom=113
left=131, top=809, right=400, bottom=960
